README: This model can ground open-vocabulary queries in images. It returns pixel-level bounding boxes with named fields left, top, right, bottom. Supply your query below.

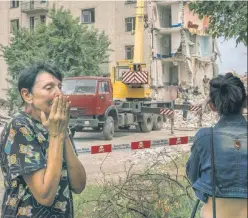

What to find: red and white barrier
left=169, top=136, right=188, bottom=145
left=131, top=140, right=151, bottom=150
left=189, top=105, right=202, bottom=112
left=160, top=108, right=174, bottom=116
left=91, top=144, right=112, bottom=154
left=76, top=136, right=194, bottom=154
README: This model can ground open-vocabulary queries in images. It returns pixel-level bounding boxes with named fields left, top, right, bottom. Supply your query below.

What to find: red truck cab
left=62, top=76, right=118, bottom=140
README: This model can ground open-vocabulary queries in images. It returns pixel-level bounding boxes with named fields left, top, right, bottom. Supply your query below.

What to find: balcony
left=21, top=1, right=49, bottom=14
left=158, top=26, right=181, bottom=34
left=161, top=57, right=183, bottom=62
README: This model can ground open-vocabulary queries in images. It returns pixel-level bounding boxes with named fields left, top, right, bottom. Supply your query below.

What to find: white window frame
left=81, top=9, right=95, bottom=24
left=125, top=45, right=134, bottom=60
left=10, top=0, right=19, bottom=8
left=125, top=17, right=135, bottom=32
left=10, top=19, right=19, bottom=33
left=30, top=17, right=35, bottom=30
left=40, top=15, right=46, bottom=24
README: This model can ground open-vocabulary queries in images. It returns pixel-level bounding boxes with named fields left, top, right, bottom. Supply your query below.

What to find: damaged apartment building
left=147, top=1, right=220, bottom=100
left=0, top=0, right=219, bottom=102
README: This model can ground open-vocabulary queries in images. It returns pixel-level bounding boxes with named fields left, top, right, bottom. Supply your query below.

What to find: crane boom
left=133, top=0, right=145, bottom=65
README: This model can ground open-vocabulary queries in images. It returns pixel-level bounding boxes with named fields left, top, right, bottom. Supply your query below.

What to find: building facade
left=0, top=0, right=151, bottom=100
left=147, top=1, right=219, bottom=99
left=0, top=0, right=218, bottom=101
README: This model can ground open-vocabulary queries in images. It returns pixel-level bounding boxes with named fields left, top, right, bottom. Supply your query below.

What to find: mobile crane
left=111, top=0, right=150, bottom=100
left=63, top=0, right=176, bottom=140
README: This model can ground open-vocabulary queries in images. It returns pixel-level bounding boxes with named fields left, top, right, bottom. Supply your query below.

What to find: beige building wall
left=0, top=1, right=30, bottom=100
left=0, top=0, right=151, bottom=100
left=0, top=1, right=11, bottom=100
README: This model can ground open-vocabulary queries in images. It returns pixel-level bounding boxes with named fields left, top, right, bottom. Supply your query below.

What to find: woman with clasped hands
left=0, top=62, right=86, bottom=217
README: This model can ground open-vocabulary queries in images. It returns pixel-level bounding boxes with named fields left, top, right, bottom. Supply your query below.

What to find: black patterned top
left=0, top=112, right=77, bottom=218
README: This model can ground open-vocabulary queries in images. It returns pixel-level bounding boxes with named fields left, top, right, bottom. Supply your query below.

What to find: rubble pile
left=163, top=94, right=219, bottom=130
left=130, top=144, right=191, bottom=166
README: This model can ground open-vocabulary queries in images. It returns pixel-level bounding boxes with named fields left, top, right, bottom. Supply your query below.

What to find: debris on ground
left=163, top=93, right=219, bottom=130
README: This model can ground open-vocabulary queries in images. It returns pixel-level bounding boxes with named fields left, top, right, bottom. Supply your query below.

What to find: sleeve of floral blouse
left=3, top=118, right=46, bottom=181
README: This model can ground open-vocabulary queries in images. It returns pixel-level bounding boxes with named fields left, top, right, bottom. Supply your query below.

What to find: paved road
left=72, top=128, right=196, bottom=150
left=1, top=125, right=196, bottom=151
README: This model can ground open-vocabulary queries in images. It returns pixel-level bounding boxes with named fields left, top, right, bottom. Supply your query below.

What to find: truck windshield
left=62, top=79, right=97, bottom=94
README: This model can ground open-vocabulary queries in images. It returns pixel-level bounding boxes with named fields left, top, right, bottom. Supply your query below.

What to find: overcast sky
left=217, top=37, right=247, bottom=75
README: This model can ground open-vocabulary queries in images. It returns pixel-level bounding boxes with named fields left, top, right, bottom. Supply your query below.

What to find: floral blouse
left=0, top=112, right=77, bottom=218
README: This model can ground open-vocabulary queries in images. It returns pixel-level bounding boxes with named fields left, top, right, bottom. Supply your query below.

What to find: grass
left=73, top=153, right=203, bottom=218
left=73, top=185, right=103, bottom=218
left=154, top=153, right=203, bottom=218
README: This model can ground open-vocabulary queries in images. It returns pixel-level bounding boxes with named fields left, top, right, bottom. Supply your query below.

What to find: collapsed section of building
left=147, top=1, right=220, bottom=101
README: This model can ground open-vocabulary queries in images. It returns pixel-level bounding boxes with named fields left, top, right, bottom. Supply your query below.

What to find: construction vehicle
left=62, top=0, right=188, bottom=139
left=111, top=0, right=150, bottom=100
left=63, top=76, right=173, bottom=139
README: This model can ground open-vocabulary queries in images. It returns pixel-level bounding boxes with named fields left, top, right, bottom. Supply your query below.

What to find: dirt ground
left=73, top=128, right=195, bottom=182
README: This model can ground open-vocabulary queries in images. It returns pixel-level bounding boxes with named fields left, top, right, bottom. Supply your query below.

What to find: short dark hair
left=209, top=73, right=246, bottom=115
left=18, top=61, right=63, bottom=95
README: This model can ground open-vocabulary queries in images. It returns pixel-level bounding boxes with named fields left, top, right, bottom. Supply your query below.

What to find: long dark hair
left=209, top=73, right=246, bottom=116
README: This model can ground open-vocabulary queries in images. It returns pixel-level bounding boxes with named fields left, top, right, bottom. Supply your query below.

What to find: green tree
left=189, top=1, right=248, bottom=46
left=1, top=8, right=111, bottom=113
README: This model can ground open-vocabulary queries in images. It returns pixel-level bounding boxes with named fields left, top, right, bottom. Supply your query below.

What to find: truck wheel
left=103, top=116, right=114, bottom=140
left=152, top=115, right=163, bottom=131
left=139, top=114, right=153, bottom=133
